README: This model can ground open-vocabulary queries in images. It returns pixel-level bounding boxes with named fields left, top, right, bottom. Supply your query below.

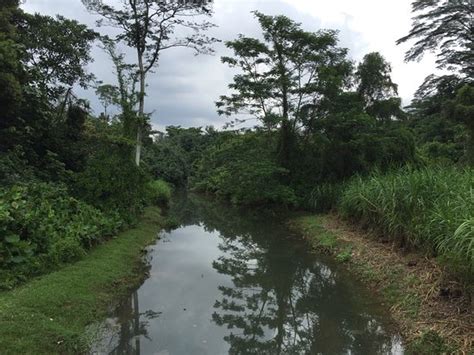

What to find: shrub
left=72, top=139, right=148, bottom=222
left=193, top=133, right=297, bottom=206
left=148, top=179, right=172, bottom=206
left=0, top=182, right=122, bottom=288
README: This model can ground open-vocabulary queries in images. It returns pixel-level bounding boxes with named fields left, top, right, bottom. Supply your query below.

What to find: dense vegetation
left=144, top=8, right=473, bottom=285
left=0, top=1, right=175, bottom=288
left=340, top=168, right=474, bottom=279
left=0, top=0, right=472, bottom=326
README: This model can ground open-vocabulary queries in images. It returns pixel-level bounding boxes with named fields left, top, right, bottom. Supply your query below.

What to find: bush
left=72, top=139, right=148, bottom=222
left=193, top=133, right=297, bottom=206
left=339, top=167, right=474, bottom=279
left=148, top=179, right=172, bottom=206
left=0, top=182, right=122, bottom=288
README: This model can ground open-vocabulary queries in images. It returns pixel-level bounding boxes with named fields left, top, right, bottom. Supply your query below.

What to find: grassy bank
left=339, top=167, right=474, bottom=283
left=0, top=207, right=165, bottom=354
left=291, top=214, right=473, bottom=354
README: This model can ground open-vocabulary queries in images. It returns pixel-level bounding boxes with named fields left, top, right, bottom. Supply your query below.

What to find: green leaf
left=5, top=235, right=20, bottom=244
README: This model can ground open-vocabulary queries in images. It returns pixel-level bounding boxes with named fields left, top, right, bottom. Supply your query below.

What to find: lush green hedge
left=0, top=183, right=122, bottom=289
left=338, top=167, right=474, bottom=278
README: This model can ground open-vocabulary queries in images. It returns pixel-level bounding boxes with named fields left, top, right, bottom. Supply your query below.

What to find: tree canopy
left=397, top=0, right=473, bottom=78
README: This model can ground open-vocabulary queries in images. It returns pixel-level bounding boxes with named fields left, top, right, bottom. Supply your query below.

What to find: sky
left=21, top=0, right=437, bottom=132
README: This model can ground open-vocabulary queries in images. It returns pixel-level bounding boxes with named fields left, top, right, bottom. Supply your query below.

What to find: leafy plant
left=0, top=182, right=122, bottom=289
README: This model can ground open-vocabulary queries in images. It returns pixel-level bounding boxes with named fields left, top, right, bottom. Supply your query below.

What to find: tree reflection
left=94, top=193, right=402, bottom=354
left=211, top=222, right=401, bottom=354
left=95, top=290, right=162, bottom=355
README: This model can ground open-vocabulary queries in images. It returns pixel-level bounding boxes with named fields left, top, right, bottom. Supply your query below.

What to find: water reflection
left=91, top=193, right=403, bottom=354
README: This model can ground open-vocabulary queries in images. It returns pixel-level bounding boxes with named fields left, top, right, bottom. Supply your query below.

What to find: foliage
left=217, top=11, right=351, bottom=133
left=339, top=167, right=474, bottom=279
left=193, top=132, right=297, bottom=206
left=72, top=137, right=148, bottom=222
left=406, top=75, right=468, bottom=164
left=304, top=182, right=345, bottom=213
left=147, top=179, right=172, bottom=207
left=397, top=0, right=473, bottom=78
left=445, top=83, right=474, bottom=164
left=16, top=12, right=98, bottom=99
left=0, top=182, right=122, bottom=289
left=143, top=126, right=217, bottom=186
left=82, top=0, right=218, bottom=165
left=0, top=207, right=164, bottom=354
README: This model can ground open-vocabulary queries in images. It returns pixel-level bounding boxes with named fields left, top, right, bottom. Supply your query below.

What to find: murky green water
left=91, top=193, right=403, bottom=354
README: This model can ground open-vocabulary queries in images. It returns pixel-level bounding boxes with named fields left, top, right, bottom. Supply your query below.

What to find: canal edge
left=288, top=213, right=474, bottom=354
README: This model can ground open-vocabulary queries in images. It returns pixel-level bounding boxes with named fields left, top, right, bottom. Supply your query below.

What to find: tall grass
left=339, top=167, right=474, bottom=276
left=304, top=182, right=345, bottom=212
left=148, top=179, right=172, bottom=206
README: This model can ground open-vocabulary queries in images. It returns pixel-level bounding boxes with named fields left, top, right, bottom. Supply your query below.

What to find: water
left=91, top=194, right=403, bottom=355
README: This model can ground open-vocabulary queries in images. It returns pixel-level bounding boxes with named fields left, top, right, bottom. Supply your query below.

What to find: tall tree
left=217, top=12, right=351, bottom=128
left=397, top=0, right=474, bottom=78
left=399, top=0, right=474, bottom=163
left=216, top=11, right=352, bottom=166
left=82, top=0, right=218, bottom=165
left=100, top=38, right=139, bottom=136
left=355, top=52, right=403, bottom=122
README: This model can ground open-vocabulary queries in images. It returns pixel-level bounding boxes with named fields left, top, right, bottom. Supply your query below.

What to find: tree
left=355, top=52, right=403, bottom=122
left=82, top=0, right=218, bottom=166
left=397, top=0, right=473, bottom=78
left=0, top=0, right=23, bottom=150
left=16, top=13, right=98, bottom=100
left=217, top=12, right=351, bottom=127
left=445, top=84, right=474, bottom=164
left=216, top=11, right=352, bottom=167
left=100, top=38, right=139, bottom=137
left=95, top=84, right=119, bottom=120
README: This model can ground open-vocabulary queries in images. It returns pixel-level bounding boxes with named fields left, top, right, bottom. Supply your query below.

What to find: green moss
left=0, top=207, right=164, bottom=354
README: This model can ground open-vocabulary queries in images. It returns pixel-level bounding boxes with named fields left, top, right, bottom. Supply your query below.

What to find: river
left=91, top=193, right=404, bottom=355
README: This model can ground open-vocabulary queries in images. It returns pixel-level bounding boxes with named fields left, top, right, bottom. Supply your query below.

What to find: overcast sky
left=22, top=0, right=436, bottom=131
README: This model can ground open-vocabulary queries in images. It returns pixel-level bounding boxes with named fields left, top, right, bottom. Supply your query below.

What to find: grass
left=148, top=179, right=172, bottom=206
left=0, top=207, right=165, bottom=354
left=339, top=166, right=474, bottom=284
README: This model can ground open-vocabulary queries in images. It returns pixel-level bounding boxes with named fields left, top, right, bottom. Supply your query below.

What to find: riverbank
left=0, top=207, right=165, bottom=354
left=291, top=214, right=474, bottom=354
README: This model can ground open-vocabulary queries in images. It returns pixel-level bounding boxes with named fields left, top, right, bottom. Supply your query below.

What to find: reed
left=339, top=166, right=474, bottom=276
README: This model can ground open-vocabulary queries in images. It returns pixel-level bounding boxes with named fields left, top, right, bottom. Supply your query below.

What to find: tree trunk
left=136, top=52, right=146, bottom=167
